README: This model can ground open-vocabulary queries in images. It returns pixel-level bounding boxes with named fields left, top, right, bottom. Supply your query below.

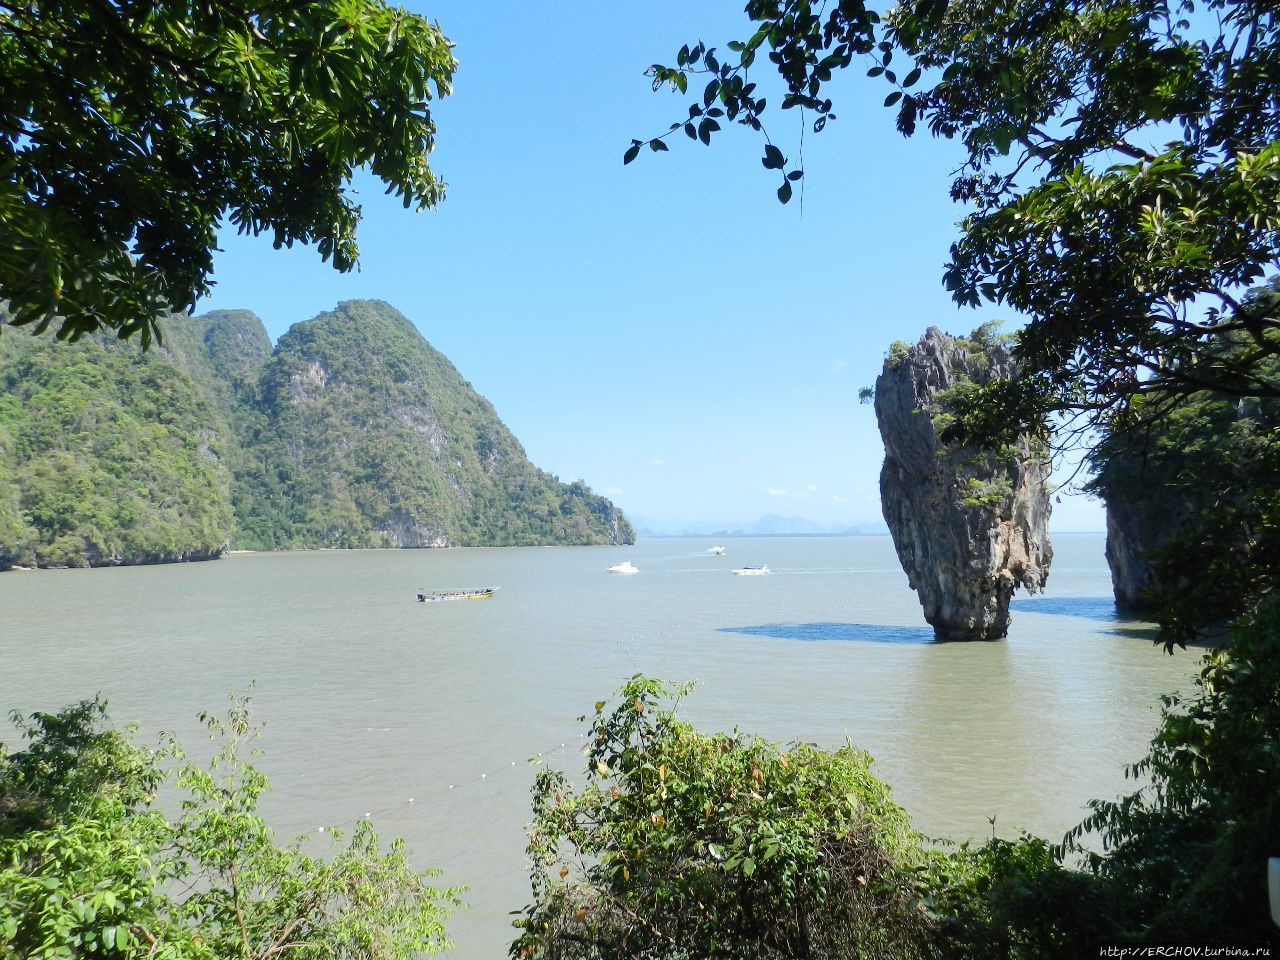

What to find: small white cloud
left=767, top=487, right=787, bottom=497
left=830, top=494, right=852, bottom=504
left=806, top=484, right=818, bottom=493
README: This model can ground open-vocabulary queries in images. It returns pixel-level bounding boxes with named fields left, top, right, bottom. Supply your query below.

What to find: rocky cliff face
left=1088, top=391, right=1266, bottom=615
left=874, top=327, right=1052, bottom=640
left=1103, top=498, right=1165, bottom=612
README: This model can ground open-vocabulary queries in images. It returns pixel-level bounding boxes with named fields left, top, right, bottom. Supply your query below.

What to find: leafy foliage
left=517, top=667, right=1280, bottom=956
left=0, top=695, right=462, bottom=959
left=1067, top=596, right=1280, bottom=945
left=640, top=0, right=1280, bottom=441
left=514, top=676, right=935, bottom=960
left=0, top=0, right=456, bottom=346
left=920, top=833, right=1121, bottom=959
left=1086, top=317, right=1280, bottom=641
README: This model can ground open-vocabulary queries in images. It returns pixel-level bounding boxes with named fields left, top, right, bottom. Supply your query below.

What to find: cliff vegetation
left=0, top=329, right=235, bottom=568
left=874, top=325, right=1052, bottom=641
left=0, top=300, right=633, bottom=568
left=1087, top=280, right=1280, bottom=641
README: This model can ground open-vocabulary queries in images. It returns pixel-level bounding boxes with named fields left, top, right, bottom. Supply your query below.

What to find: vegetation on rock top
left=0, top=301, right=633, bottom=568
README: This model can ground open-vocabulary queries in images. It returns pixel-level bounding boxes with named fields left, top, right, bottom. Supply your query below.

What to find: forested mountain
left=0, top=300, right=632, bottom=568
left=0, top=328, right=236, bottom=568
left=232, top=300, right=632, bottom=549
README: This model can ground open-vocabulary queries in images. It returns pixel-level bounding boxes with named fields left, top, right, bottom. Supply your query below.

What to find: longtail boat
left=416, top=587, right=498, bottom=603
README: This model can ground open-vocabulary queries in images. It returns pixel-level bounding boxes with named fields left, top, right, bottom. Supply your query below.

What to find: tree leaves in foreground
left=0, top=696, right=462, bottom=959
left=514, top=676, right=937, bottom=960
left=515, top=671, right=1280, bottom=956
left=1085, top=292, right=1280, bottom=643
left=637, top=0, right=1280, bottom=441
left=1068, top=595, right=1280, bottom=946
left=0, top=0, right=456, bottom=346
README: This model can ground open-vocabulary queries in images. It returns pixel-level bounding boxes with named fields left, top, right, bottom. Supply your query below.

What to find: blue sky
left=202, top=2, right=1106, bottom=533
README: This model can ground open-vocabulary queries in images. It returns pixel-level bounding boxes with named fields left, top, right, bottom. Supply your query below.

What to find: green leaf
left=777, top=180, right=793, bottom=204
left=762, top=144, right=785, bottom=169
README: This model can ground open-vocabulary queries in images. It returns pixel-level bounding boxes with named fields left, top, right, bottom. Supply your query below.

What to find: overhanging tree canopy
left=634, top=0, right=1280, bottom=439
left=0, top=0, right=455, bottom=345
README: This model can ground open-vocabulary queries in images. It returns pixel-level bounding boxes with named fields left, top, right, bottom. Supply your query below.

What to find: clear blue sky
left=202, top=1, right=1105, bottom=533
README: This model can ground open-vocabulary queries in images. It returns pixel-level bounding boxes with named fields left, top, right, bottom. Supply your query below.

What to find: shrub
left=513, top=676, right=935, bottom=960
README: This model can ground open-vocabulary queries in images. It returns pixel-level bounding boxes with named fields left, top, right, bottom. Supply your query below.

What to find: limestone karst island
left=0, top=300, right=633, bottom=569
left=3, top=0, right=1278, bottom=957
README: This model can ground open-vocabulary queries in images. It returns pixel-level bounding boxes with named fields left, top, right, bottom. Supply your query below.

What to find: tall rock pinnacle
left=874, top=327, right=1053, bottom=640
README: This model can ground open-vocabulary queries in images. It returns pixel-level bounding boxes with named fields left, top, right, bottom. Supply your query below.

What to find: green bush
left=921, top=833, right=1120, bottom=959
left=1070, top=596, right=1280, bottom=945
left=514, top=677, right=935, bottom=960
left=0, top=696, right=461, bottom=960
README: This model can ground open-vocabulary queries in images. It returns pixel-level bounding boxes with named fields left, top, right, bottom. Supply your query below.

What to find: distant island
left=0, top=300, right=633, bottom=569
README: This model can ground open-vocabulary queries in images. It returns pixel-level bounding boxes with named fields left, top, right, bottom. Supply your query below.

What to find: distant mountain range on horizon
left=632, top=511, right=1108, bottom=538
left=632, top=513, right=892, bottom=538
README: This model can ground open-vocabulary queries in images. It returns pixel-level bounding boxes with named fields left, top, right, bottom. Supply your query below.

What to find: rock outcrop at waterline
left=874, top=327, right=1053, bottom=640
left=1103, top=499, right=1165, bottom=612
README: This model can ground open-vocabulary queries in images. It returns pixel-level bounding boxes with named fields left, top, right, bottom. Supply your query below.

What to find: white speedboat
left=709, top=545, right=726, bottom=556
left=732, top=564, right=769, bottom=576
left=607, top=560, right=639, bottom=575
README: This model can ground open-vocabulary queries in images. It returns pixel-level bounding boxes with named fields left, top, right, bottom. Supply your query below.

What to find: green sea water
left=0, top=534, right=1193, bottom=958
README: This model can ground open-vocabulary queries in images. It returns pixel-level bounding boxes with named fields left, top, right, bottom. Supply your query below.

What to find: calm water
left=0, top=535, right=1193, bottom=958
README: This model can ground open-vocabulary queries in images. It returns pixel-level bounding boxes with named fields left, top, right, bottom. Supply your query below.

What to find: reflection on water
left=1010, top=595, right=1120, bottom=621
left=1110, top=625, right=1163, bottom=642
left=721, top=622, right=936, bottom=645
left=0, top=533, right=1194, bottom=960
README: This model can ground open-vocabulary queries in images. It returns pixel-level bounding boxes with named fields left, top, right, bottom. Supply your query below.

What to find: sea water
left=0, top=535, right=1194, bottom=958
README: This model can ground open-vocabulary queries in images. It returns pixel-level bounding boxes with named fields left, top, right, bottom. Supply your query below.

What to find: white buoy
left=318, top=826, right=325, bottom=833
